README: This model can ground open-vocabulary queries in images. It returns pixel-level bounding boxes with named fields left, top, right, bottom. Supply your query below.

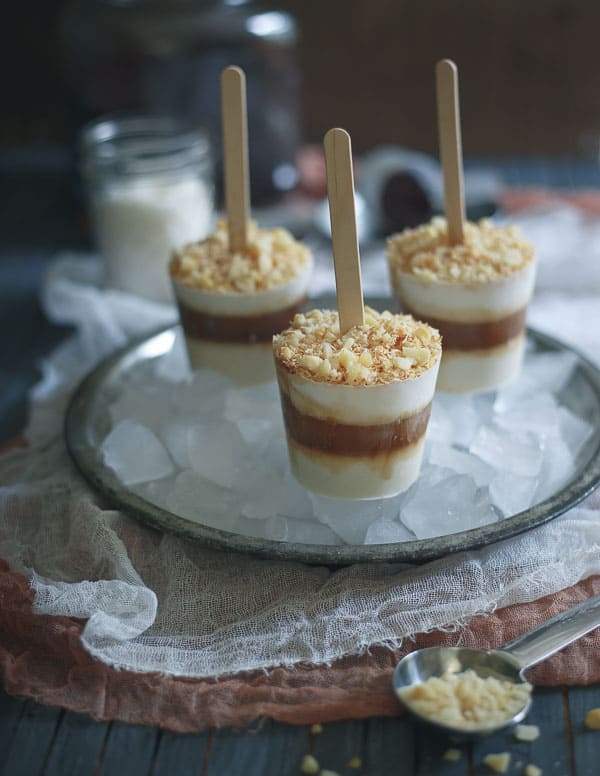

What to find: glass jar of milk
left=81, top=116, right=213, bottom=303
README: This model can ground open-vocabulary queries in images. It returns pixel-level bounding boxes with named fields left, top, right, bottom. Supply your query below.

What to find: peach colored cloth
left=2, top=557, right=599, bottom=733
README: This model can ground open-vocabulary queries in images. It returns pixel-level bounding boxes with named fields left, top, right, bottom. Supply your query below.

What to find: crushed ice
left=100, top=332, right=595, bottom=546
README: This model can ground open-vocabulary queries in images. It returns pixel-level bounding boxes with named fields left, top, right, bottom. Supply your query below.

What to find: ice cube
left=431, top=393, right=481, bottom=448
left=225, top=381, right=283, bottom=425
left=235, top=513, right=339, bottom=545
left=166, top=470, right=239, bottom=531
left=311, top=493, right=402, bottom=545
left=278, top=473, right=315, bottom=520
left=102, top=419, right=174, bottom=485
left=535, top=435, right=576, bottom=501
left=188, top=420, right=247, bottom=488
left=523, top=350, right=578, bottom=393
left=154, top=330, right=190, bottom=383
left=159, top=417, right=192, bottom=468
left=493, top=377, right=541, bottom=414
left=428, top=444, right=494, bottom=487
left=489, top=471, right=538, bottom=516
left=558, top=406, right=594, bottom=459
left=470, top=424, right=543, bottom=477
left=364, top=518, right=414, bottom=544
left=241, top=467, right=288, bottom=520
left=133, top=473, right=178, bottom=509
left=494, top=392, right=559, bottom=436
left=236, top=418, right=273, bottom=449
left=109, top=385, right=171, bottom=434
left=401, top=475, right=497, bottom=539
left=173, top=369, right=232, bottom=417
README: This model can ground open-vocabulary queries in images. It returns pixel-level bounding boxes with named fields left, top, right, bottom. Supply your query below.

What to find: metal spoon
left=392, top=591, right=600, bottom=738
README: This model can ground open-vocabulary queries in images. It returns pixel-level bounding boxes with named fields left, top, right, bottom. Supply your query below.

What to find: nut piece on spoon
left=393, top=591, right=600, bottom=738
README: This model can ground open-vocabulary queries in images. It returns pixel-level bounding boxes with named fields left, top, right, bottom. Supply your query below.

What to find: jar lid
left=81, top=115, right=211, bottom=177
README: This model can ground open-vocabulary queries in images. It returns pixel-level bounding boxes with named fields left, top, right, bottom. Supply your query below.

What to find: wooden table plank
left=365, top=716, right=418, bottom=774
left=207, top=720, right=308, bottom=776
left=0, top=691, right=27, bottom=771
left=0, top=698, right=63, bottom=776
left=150, top=729, right=209, bottom=776
left=471, top=688, right=571, bottom=776
left=567, top=684, right=600, bottom=776
left=415, top=726, right=471, bottom=775
left=98, top=721, right=160, bottom=776
left=41, top=711, right=110, bottom=776
left=309, top=719, right=367, bottom=774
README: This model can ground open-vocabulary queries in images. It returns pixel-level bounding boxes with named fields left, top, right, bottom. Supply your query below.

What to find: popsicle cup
left=273, top=128, right=442, bottom=499
left=388, top=217, right=536, bottom=393
left=273, top=307, right=441, bottom=498
left=169, top=65, right=312, bottom=384
left=170, top=221, right=312, bottom=384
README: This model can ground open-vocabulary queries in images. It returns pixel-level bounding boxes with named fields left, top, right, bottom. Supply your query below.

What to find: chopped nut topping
left=584, top=707, right=600, bottom=729
left=398, top=669, right=532, bottom=730
left=514, top=723, right=540, bottom=742
left=170, top=220, right=312, bottom=293
left=300, top=754, right=320, bottom=774
left=387, top=217, right=535, bottom=284
left=273, top=307, right=441, bottom=385
left=483, top=752, right=511, bottom=773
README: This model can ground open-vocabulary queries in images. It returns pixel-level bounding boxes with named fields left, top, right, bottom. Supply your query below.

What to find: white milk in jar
left=82, top=116, right=213, bottom=303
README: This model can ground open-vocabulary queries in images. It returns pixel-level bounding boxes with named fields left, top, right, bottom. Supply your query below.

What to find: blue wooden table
left=1, top=151, right=600, bottom=776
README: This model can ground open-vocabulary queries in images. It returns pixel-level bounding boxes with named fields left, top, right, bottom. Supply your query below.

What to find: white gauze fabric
left=1, top=203, right=600, bottom=679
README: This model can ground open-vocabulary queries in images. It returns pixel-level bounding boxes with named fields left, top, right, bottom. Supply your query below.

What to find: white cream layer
left=390, top=259, right=536, bottom=322
left=278, top=358, right=440, bottom=425
left=437, top=335, right=525, bottom=393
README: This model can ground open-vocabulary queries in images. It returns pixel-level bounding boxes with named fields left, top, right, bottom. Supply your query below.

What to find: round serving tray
left=65, top=323, right=600, bottom=566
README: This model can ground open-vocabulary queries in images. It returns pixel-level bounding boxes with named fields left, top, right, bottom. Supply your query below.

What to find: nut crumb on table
left=514, top=723, right=540, bottom=742
left=442, top=748, right=462, bottom=762
left=347, top=755, right=362, bottom=768
left=584, top=707, right=600, bottom=729
left=524, top=765, right=542, bottom=776
left=300, top=754, right=320, bottom=774
left=483, top=752, right=511, bottom=773
left=310, top=722, right=323, bottom=735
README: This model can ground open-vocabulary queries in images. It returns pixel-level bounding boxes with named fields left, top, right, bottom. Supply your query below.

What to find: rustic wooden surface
left=1, top=153, right=600, bottom=775
left=3, top=685, right=600, bottom=775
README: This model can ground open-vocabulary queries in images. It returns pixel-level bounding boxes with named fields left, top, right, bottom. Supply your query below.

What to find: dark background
left=2, top=0, right=599, bottom=157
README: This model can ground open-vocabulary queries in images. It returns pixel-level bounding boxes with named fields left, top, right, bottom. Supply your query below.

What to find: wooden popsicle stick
left=324, top=128, right=364, bottom=336
left=221, top=66, right=250, bottom=252
left=436, top=59, right=466, bottom=245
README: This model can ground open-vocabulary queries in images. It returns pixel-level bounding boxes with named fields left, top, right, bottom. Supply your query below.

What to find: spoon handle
left=502, top=591, right=600, bottom=670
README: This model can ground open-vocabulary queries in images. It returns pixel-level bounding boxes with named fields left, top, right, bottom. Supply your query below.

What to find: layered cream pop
left=273, top=306, right=442, bottom=499
left=170, top=219, right=312, bottom=384
left=388, top=217, right=536, bottom=393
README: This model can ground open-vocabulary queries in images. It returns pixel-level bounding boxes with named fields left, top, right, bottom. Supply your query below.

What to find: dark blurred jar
left=59, top=0, right=300, bottom=204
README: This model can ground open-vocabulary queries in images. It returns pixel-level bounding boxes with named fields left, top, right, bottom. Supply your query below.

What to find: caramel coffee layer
left=279, top=391, right=432, bottom=457
left=177, top=297, right=307, bottom=343
left=402, top=306, right=526, bottom=351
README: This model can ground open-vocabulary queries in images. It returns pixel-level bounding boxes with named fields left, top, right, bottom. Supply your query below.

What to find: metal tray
left=65, top=324, right=600, bottom=566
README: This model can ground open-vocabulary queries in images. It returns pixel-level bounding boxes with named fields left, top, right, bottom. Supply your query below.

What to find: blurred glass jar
left=82, top=115, right=213, bottom=303
left=60, top=0, right=300, bottom=204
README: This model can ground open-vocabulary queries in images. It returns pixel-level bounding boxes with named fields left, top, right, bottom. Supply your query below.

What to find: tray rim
left=65, top=324, right=600, bottom=566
